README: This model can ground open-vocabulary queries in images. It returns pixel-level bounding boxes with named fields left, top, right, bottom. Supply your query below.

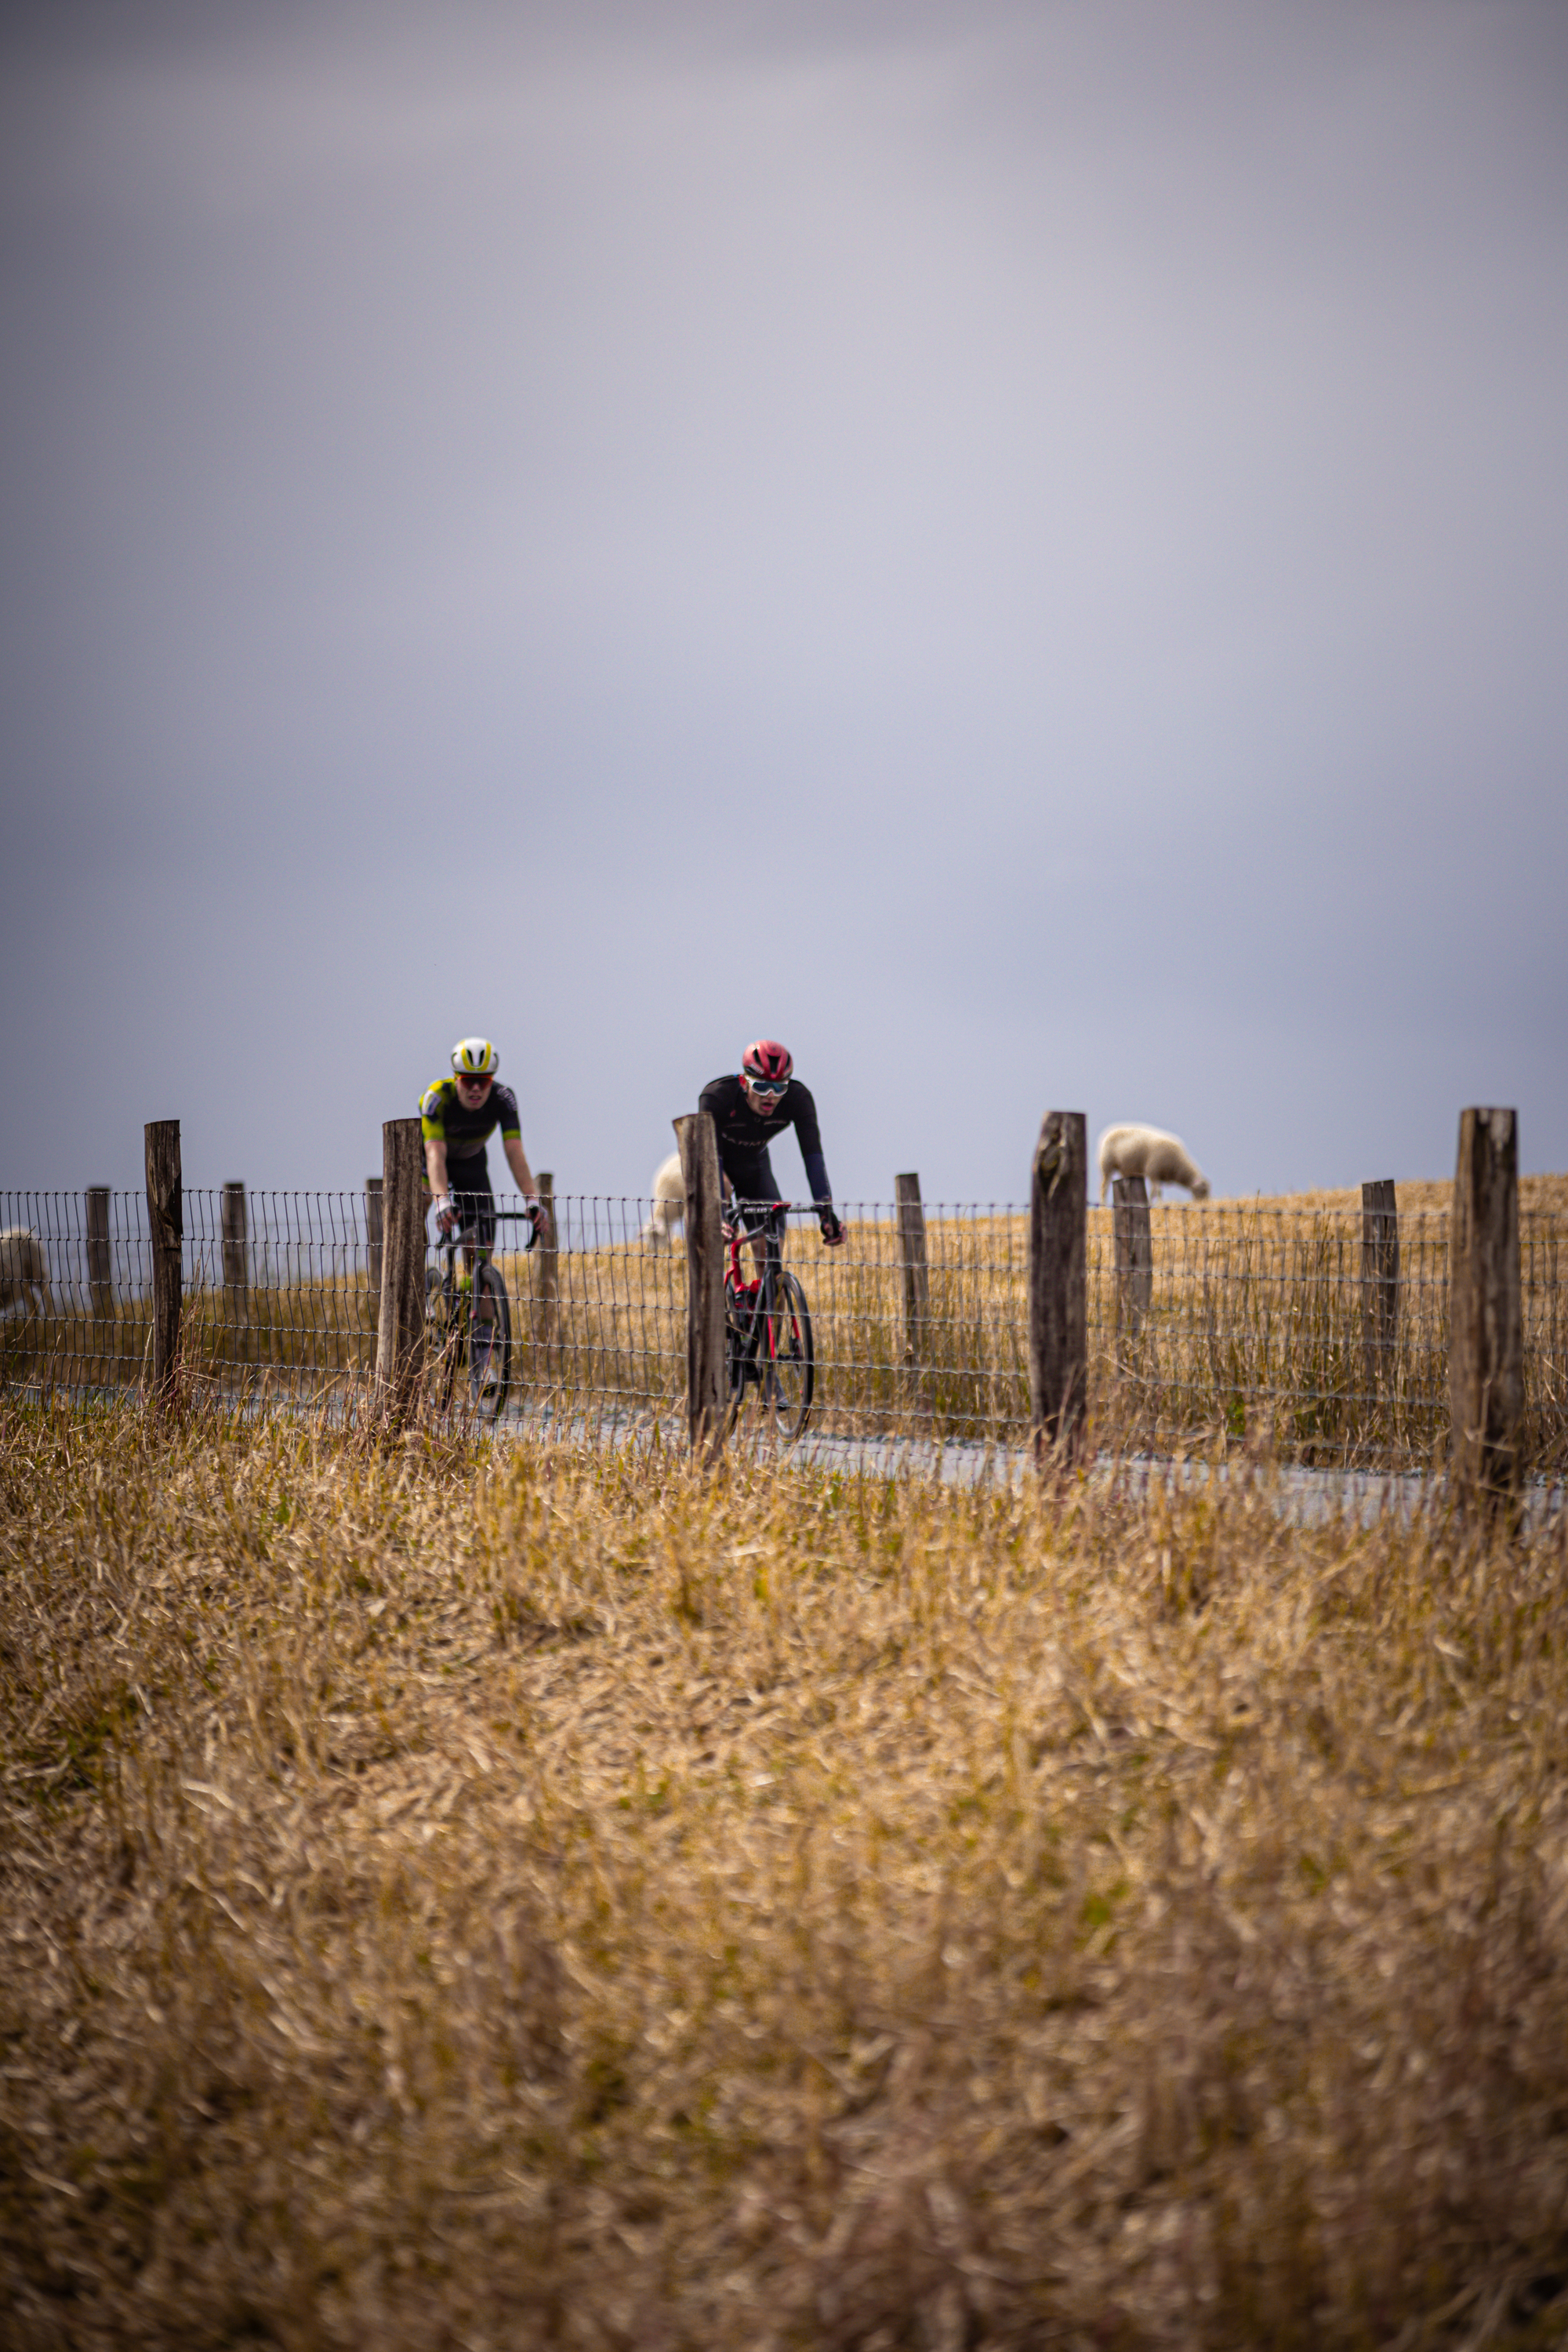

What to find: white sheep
left=1097, top=1124, right=1210, bottom=1205
left=641, top=1152, right=686, bottom=1250
left=0, top=1226, right=50, bottom=1323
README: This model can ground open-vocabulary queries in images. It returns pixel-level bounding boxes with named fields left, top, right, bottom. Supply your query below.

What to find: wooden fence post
left=1112, top=1174, right=1152, bottom=1339
left=144, top=1120, right=182, bottom=1407
left=375, top=1117, right=427, bottom=1426
left=534, top=1172, right=558, bottom=1372
left=86, top=1185, right=111, bottom=1319
left=365, top=1176, right=383, bottom=1305
left=674, top=1112, right=724, bottom=1457
left=1360, top=1179, right=1399, bottom=1393
left=1449, top=1108, right=1522, bottom=1515
left=221, top=1181, right=249, bottom=1300
left=220, top=1179, right=249, bottom=1374
left=1028, top=1111, right=1088, bottom=1467
left=895, top=1174, right=930, bottom=1385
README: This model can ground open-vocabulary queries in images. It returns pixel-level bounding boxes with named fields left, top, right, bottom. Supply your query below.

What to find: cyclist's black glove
left=819, top=1210, right=846, bottom=1248
left=434, top=1200, right=459, bottom=1238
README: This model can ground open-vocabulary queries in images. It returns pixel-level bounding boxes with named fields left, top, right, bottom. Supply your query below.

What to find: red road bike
left=723, top=1202, right=814, bottom=1441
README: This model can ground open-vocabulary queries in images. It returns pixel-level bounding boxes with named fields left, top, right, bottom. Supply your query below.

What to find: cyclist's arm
left=501, top=1134, right=552, bottom=1238
left=787, top=1085, right=830, bottom=1204
left=788, top=1083, right=844, bottom=1239
left=420, top=1081, right=456, bottom=1221
left=803, top=1147, right=846, bottom=1243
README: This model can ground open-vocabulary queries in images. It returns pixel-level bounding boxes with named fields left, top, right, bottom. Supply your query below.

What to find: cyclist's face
left=456, top=1073, right=493, bottom=1108
left=743, top=1076, right=786, bottom=1116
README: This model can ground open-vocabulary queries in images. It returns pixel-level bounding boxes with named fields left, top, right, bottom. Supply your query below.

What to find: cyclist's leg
left=733, top=1152, right=782, bottom=1283
left=470, top=1177, right=499, bottom=1314
left=449, top=1154, right=495, bottom=1290
left=448, top=1166, right=505, bottom=1399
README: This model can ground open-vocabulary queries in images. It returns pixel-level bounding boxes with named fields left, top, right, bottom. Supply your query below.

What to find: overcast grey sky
left=2, top=0, right=1564, bottom=1207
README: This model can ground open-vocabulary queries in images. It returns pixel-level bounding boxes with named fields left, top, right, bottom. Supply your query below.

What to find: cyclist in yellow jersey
left=419, top=1038, right=550, bottom=1259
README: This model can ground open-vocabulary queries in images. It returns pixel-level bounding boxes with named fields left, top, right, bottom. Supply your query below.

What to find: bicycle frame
left=723, top=1201, right=812, bottom=1436
left=723, top=1200, right=786, bottom=1316
left=426, top=1207, right=535, bottom=1420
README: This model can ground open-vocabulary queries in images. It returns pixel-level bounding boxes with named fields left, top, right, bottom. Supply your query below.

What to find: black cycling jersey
left=419, top=1076, right=521, bottom=1168
left=698, top=1074, right=833, bottom=1207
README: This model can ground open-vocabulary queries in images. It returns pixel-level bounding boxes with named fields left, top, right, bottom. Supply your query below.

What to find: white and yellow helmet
left=452, top=1037, right=499, bottom=1076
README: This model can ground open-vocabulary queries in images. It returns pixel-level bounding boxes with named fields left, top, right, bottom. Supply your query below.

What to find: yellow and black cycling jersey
left=419, top=1076, right=522, bottom=1164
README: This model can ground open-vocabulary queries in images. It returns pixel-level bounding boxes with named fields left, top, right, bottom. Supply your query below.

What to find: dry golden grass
left=5, top=1400, right=1568, bottom=2347
left=1222, top=1176, right=1568, bottom=1220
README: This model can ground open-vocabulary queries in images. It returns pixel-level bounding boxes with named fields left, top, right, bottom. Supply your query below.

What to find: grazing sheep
left=641, top=1152, right=686, bottom=1250
left=1097, top=1125, right=1210, bottom=1205
left=0, top=1226, right=50, bottom=1323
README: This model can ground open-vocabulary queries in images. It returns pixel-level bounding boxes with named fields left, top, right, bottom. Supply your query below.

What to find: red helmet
left=741, top=1038, right=793, bottom=1088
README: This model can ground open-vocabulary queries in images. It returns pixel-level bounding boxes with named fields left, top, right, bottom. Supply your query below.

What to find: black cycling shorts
left=448, top=1156, right=495, bottom=1251
left=721, top=1149, right=782, bottom=1214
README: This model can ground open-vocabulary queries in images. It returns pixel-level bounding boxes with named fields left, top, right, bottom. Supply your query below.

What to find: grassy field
left=4, top=1402, right=1568, bottom=2347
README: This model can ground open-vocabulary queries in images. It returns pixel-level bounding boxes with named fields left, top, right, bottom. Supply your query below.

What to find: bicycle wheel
left=467, top=1262, right=511, bottom=1420
left=761, top=1270, right=813, bottom=1440
left=425, top=1266, right=459, bottom=1410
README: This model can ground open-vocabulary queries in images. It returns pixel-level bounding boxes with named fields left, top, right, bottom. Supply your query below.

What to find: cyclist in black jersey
left=699, top=1040, right=846, bottom=1257
left=419, top=1037, right=550, bottom=1257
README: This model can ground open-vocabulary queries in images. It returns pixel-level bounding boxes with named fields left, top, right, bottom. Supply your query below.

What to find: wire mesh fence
left=3, top=1186, right=1565, bottom=1478
left=709, top=1196, right=1566, bottom=1479
left=0, top=1189, right=684, bottom=1428
left=0, top=1189, right=383, bottom=1403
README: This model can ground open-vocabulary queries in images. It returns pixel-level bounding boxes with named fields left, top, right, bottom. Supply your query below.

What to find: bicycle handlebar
left=431, top=1205, right=539, bottom=1252
left=722, top=1201, right=790, bottom=1233
left=723, top=1199, right=844, bottom=1230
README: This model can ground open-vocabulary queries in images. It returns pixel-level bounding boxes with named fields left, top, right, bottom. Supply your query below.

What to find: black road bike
left=724, top=1202, right=814, bottom=1441
left=426, top=1207, right=536, bottom=1422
